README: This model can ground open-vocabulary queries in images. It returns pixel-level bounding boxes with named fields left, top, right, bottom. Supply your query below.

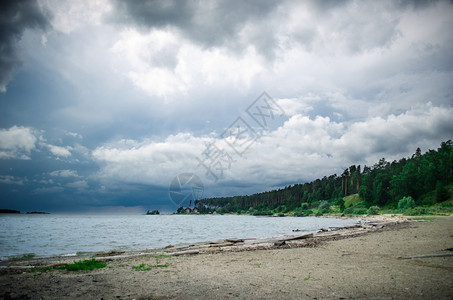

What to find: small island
left=0, top=209, right=20, bottom=214
left=146, top=210, right=160, bottom=215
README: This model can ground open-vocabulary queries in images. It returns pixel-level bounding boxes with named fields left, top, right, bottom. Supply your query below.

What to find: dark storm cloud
left=0, top=0, right=51, bottom=91
left=395, top=0, right=441, bottom=10
left=110, top=0, right=280, bottom=54
left=309, top=0, right=350, bottom=12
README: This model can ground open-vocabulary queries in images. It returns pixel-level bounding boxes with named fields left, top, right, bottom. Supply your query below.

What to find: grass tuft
left=57, top=258, right=107, bottom=271
left=131, top=262, right=171, bottom=271
left=131, top=253, right=172, bottom=271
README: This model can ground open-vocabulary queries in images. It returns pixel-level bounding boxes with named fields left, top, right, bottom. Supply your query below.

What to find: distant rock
left=26, top=211, right=50, bottom=214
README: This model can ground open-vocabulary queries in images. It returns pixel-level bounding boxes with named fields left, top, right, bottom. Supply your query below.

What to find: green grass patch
left=56, top=258, right=107, bottom=271
left=131, top=253, right=172, bottom=271
left=131, top=262, right=171, bottom=271
left=343, top=194, right=361, bottom=208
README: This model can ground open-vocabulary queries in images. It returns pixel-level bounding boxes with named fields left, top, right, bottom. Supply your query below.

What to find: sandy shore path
left=1, top=216, right=452, bottom=299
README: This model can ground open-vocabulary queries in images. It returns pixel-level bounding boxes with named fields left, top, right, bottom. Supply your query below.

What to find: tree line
left=195, top=141, right=453, bottom=215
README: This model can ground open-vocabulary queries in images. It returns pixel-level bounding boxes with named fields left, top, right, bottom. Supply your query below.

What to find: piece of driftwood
left=209, top=243, right=234, bottom=248
left=329, top=224, right=362, bottom=231
left=95, top=250, right=125, bottom=257
left=0, top=265, right=35, bottom=270
left=225, top=239, right=245, bottom=243
left=277, top=233, right=313, bottom=242
left=274, top=241, right=286, bottom=246
left=400, top=253, right=453, bottom=259
left=169, top=250, right=200, bottom=256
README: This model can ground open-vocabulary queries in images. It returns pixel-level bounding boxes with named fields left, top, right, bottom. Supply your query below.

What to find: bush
left=344, top=206, right=368, bottom=215
left=367, top=206, right=380, bottom=215
left=277, top=205, right=288, bottom=213
left=404, top=207, right=427, bottom=216
left=352, top=207, right=368, bottom=215
left=301, top=202, right=309, bottom=210
left=317, top=201, right=331, bottom=215
left=252, top=210, right=272, bottom=216
left=398, top=196, right=415, bottom=210
left=343, top=207, right=354, bottom=214
left=336, top=198, right=345, bottom=212
left=303, top=209, right=313, bottom=216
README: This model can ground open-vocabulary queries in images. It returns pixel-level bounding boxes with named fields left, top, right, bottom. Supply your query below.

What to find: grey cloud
left=0, top=0, right=51, bottom=91
left=395, top=0, right=441, bottom=10
left=309, top=0, right=350, bottom=12
left=110, top=0, right=280, bottom=56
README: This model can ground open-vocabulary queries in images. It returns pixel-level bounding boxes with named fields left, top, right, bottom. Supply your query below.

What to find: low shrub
left=298, top=209, right=313, bottom=216
left=344, top=206, right=368, bottom=215
left=317, top=201, right=331, bottom=214
left=398, top=196, right=415, bottom=210
left=352, top=207, right=368, bottom=215
left=252, top=210, right=272, bottom=216
left=404, top=207, right=427, bottom=216
left=367, top=206, right=380, bottom=215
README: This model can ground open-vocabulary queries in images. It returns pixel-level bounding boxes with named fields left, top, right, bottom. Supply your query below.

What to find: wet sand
left=1, top=215, right=452, bottom=299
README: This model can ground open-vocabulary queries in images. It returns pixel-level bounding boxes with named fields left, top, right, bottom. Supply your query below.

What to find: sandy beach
left=1, top=215, right=452, bottom=299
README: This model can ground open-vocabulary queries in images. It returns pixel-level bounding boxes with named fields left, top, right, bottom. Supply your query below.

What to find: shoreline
left=0, top=214, right=360, bottom=262
left=0, top=214, right=407, bottom=270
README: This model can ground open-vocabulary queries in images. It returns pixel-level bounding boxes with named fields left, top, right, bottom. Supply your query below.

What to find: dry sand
left=1, top=215, right=452, bottom=299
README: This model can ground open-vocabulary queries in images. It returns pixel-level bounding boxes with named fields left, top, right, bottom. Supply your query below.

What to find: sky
left=0, top=0, right=452, bottom=214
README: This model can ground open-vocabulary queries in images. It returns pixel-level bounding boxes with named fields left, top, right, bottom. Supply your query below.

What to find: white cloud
left=276, top=97, right=313, bottom=117
left=66, top=180, right=88, bottom=189
left=49, top=170, right=79, bottom=178
left=0, top=175, right=25, bottom=185
left=111, top=28, right=266, bottom=99
left=92, top=133, right=208, bottom=186
left=237, top=103, right=453, bottom=184
left=65, top=131, right=83, bottom=139
left=0, top=126, right=37, bottom=160
left=45, top=144, right=72, bottom=158
left=90, top=104, right=453, bottom=190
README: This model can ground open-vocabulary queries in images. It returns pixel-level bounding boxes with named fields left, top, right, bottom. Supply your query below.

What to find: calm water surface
left=0, top=214, right=357, bottom=259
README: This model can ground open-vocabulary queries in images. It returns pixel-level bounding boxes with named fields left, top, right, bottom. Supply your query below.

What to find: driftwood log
left=277, top=233, right=314, bottom=242
left=400, top=253, right=453, bottom=259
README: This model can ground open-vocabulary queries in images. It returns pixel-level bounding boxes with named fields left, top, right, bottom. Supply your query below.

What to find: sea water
left=0, top=214, right=357, bottom=259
